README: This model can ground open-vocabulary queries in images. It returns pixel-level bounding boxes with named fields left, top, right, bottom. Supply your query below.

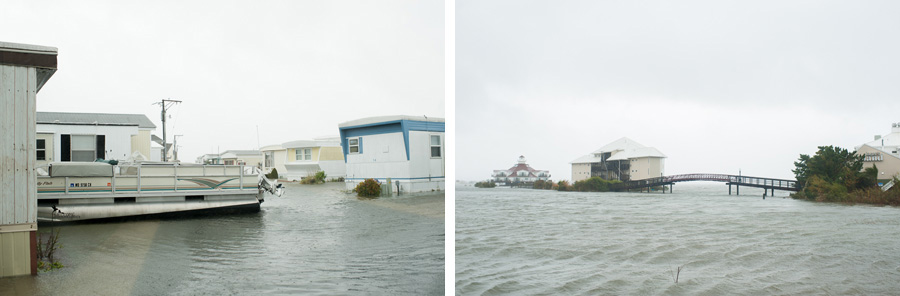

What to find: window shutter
left=358, top=137, right=363, bottom=154
left=61, top=134, right=71, bottom=161
left=96, top=135, right=106, bottom=160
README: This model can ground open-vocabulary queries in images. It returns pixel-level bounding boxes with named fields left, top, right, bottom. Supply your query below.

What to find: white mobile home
left=339, top=115, right=445, bottom=194
left=36, top=112, right=156, bottom=165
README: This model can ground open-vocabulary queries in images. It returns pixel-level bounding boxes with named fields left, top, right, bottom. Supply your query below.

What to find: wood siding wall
left=1, top=65, right=37, bottom=225
left=0, top=64, right=38, bottom=277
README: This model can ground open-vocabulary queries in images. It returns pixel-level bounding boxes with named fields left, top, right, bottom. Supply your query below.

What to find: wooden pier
left=614, top=173, right=799, bottom=195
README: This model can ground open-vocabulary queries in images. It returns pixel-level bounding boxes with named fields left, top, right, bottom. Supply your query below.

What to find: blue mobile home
left=338, top=115, right=445, bottom=194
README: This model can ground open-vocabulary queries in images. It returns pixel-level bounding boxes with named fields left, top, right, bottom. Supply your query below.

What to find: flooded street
left=1, top=182, right=444, bottom=295
left=456, top=183, right=900, bottom=295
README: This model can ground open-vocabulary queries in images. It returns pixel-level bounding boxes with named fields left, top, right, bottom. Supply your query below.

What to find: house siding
left=858, top=144, right=900, bottom=182
left=340, top=118, right=444, bottom=193
left=0, top=63, right=39, bottom=277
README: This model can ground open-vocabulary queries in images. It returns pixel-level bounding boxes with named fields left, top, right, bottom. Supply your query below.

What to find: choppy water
left=456, top=183, right=900, bottom=295
left=1, top=182, right=444, bottom=295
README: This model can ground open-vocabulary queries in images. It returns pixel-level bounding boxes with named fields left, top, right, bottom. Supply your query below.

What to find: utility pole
left=153, top=99, right=181, bottom=162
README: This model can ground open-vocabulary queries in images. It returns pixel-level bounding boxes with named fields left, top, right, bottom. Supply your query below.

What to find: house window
left=61, top=134, right=105, bottom=162
left=36, top=139, right=46, bottom=160
left=349, top=138, right=360, bottom=154
left=72, top=135, right=97, bottom=161
left=295, top=148, right=312, bottom=160
left=430, top=135, right=441, bottom=158
left=225, top=160, right=235, bottom=165
left=264, top=151, right=274, bottom=167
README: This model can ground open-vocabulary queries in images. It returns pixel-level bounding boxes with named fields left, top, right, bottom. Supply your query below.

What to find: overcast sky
left=2, top=0, right=443, bottom=162
left=458, top=0, right=900, bottom=181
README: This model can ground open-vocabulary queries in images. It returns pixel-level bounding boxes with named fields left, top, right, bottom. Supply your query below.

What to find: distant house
left=491, top=155, right=550, bottom=186
left=281, top=137, right=345, bottom=181
left=35, top=112, right=156, bottom=166
left=260, top=144, right=287, bottom=178
left=339, top=115, right=444, bottom=194
left=197, top=153, right=222, bottom=164
left=856, top=123, right=900, bottom=184
left=219, top=150, right=263, bottom=167
left=570, top=137, right=666, bottom=182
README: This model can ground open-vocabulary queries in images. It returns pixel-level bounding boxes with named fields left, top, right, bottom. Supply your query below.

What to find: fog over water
left=1, top=183, right=444, bottom=295
left=456, top=183, right=900, bottom=295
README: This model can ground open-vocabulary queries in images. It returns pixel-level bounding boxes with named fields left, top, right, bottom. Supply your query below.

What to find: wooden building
left=0, top=41, right=57, bottom=277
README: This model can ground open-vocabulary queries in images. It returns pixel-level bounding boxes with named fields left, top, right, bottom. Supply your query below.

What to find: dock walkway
left=614, top=173, right=798, bottom=195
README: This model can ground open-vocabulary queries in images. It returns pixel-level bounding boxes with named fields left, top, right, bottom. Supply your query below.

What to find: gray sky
left=458, top=0, right=900, bottom=181
left=2, top=0, right=444, bottom=162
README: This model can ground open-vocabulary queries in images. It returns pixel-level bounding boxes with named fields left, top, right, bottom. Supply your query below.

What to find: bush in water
left=355, top=178, right=382, bottom=197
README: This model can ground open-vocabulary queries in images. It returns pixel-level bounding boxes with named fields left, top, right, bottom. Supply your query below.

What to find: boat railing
left=37, top=162, right=260, bottom=196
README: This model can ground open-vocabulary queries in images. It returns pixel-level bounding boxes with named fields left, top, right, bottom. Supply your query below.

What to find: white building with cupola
left=491, top=156, right=550, bottom=186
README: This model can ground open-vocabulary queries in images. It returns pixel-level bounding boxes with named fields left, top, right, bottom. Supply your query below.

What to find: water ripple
left=457, top=184, right=900, bottom=295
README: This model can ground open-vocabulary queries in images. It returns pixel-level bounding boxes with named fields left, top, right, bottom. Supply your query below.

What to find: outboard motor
left=258, top=174, right=285, bottom=201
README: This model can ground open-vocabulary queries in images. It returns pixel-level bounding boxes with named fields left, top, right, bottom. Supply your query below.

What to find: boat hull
left=38, top=192, right=262, bottom=222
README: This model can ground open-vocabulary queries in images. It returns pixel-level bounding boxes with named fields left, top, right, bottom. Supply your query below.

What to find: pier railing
left=614, top=173, right=799, bottom=192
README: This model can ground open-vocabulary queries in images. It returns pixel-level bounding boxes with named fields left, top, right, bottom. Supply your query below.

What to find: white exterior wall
left=241, top=155, right=264, bottom=168
left=263, top=149, right=288, bottom=178
left=318, top=160, right=346, bottom=180
left=407, top=131, right=445, bottom=192
left=408, top=131, right=444, bottom=178
left=37, top=124, right=139, bottom=162
left=1, top=65, right=37, bottom=225
left=572, top=163, right=591, bottom=182
left=345, top=132, right=410, bottom=180
left=150, top=146, right=162, bottom=162
left=0, top=64, right=38, bottom=277
left=344, top=131, right=445, bottom=193
left=630, top=157, right=665, bottom=180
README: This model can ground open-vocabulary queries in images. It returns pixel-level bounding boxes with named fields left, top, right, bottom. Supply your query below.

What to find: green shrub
left=355, top=179, right=382, bottom=197
left=544, top=180, right=553, bottom=190
left=36, top=228, right=64, bottom=271
left=265, top=168, right=279, bottom=180
left=475, top=180, right=496, bottom=188
left=557, top=180, right=573, bottom=191
left=300, top=171, right=328, bottom=185
left=572, top=177, right=621, bottom=192
left=799, top=175, right=849, bottom=202
left=533, top=180, right=545, bottom=189
left=315, top=171, right=327, bottom=183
